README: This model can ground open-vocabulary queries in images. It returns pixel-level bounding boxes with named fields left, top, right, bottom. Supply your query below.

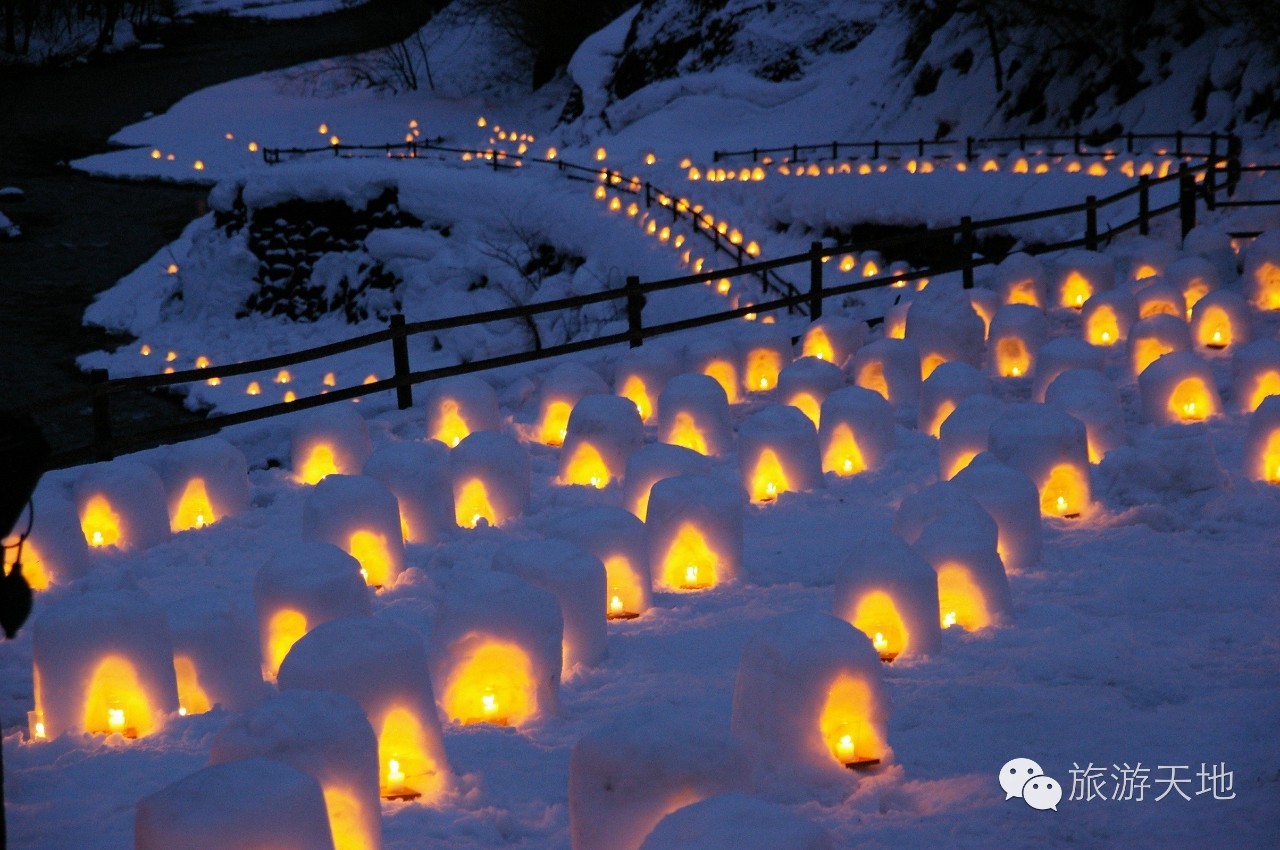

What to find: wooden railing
left=22, top=141, right=1276, bottom=469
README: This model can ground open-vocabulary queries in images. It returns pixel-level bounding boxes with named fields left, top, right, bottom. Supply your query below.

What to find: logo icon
left=1000, top=758, right=1061, bottom=811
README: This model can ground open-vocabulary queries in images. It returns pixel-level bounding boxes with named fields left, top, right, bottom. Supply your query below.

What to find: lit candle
left=836, top=733, right=856, bottom=762
left=388, top=758, right=405, bottom=784
left=108, top=707, right=125, bottom=734
left=943, top=611, right=957, bottom=628
left=610, top=594, right=624, bottom=614
left=28, top=710, right=46, bottom=740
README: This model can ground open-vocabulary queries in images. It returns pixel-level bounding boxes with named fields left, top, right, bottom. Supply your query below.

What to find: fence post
left=792, top=144, right=799, bottom=162
left=644, top=182, right=652, bottom=208
left=1085, top=195, right=1098, bottom=251
left=1227, top=133, right=1242, bottom=197
left=873, top=140, right=880, bottom=160
left=626, top=275, right=644, bottom=349
left=752, top=148, right=758, bottom=162
left=1175, top=130, right=1184, bottom=158
left=1073, top=132, right=1081, bottom=156
left=1018, top=133, right=1026, bottom=152
left=390, top=314, right=413, bottom=411
left=966, top=136, right=974, bottom=161
left=917, top=138, right=925, bottom=158
left=832, top=141, right=838, bottom=160
left=1179, top=163, right=1196, bottom=239
left=1126, top=132, right=1134, bottom=154
left=713, top=150, right=721, bottom=163
left=960, top=216, right=975, bottom=290
left=809, top=241, right=824, bottom=320
left=90, top=369, right=113, bottom=462
left=1138, top=175, right=1150, bottom=236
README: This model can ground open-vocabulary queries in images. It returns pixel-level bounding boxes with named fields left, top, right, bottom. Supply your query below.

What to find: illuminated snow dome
left=290, top=404, right=372, bottom=486
left=656, top=372, right=734, bottom=457
left=640, top=793, right=832, bottom=850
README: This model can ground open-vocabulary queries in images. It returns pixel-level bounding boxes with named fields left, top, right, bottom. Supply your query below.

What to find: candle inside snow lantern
left=1232, top=340, right=1280, bottom=412
left=1190, top=290, right=1251, bottom=352
left=558, top=395, right=644, bottom=488
left=6, top=486, right=91, bottom=591
left=159, top=437, right=251, bottom=533
left=424, top=375, right=501, bottom=448
left=990, top=252, right=1047, bottom=308
left=1242, top=230, right=1280, bottom=310
left=913, top=522, right=1012, bottom=631
left=833, top=529, right=942, bottom=661
left=684, top=337, right=742, bottom=403
left=1137, top=351, right=1221, bottom=425
left=73, top=461, right=170, bottom=552
left=989, top=403, right=1092, bottom=518
left=647, top=474, right=742, bottom=590
left=987, top=305, right=1048, bottom=379
left=738, top=405, right=824, bottom=503
left=1134, top=278, right=1186, bottom=320
left=1081, top=289, right=1138, bottom=347
left=301, top=475, right=405, bottom=587
left=290, top=405, right=372, bottom=485
left=548, top=505, right=652, bottom=619
left=800, top=316, right=866, bottom=367
left=1050, top=250, right=1114, bottom=310
left=656, top=374, right=733, bottom=456
left=1245, top=396, right=1280, bottom=484
left=450, top=431, right=530, bottom=528
left=819, top=387, right=896, bottom=476
left=536, top=362, right=609, bottom=446
left=614, top=346, right=679, bottom=423
left=736, top=324, right=792, bottom=392
left=851, top=338, right=922, bottom=412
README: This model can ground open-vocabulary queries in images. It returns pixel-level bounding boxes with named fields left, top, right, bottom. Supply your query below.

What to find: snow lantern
left=1164, top=255, right=1222, bottom=314
left=301, top=475, right=405, bottom=587
left=559, top=394, right=645, bottom=488
left=1244, top=396, right=1280, bottom=484
left=1232, top=339, right=1280, bottom=412
left=1182, top=227, right=1237, bottom=288
left=904, top=284, right=985, bottom=377
left=1117, top=237, right=1178, bottom=284
left=987, top=304, right=1049, bottom=379
left=850, top=338, right=921, bottom=413
left=800, top=316, right=866, bottom=367
left=254, top=542, right=371, bottom=679
left=968, top=287, right=1000, bottom=339
left=449, top=431, right=530, bottom=528
left=169, top=596, right=267, bottom=714
left=430, top=570, right=562, bottom=726
left=1081, top=288, right=1138, bottom=347
left=1043, top=369, right=1125, bottom=463
left=951, top=455, right=1043, bottom=574
left=1242, top=228, right=1280, bottom=310
left=640, top=793, right=831, bottom=850
left=684, top=335, right=742, bottom=403
left=7, top=483, right=91, bottom=590
left=736, top=323, right=793, bottom=393
left=1031, top=337, right=1104, bottom=403
left=493, top=539, right=607, bottom=670
left=738, top=405, right=824, bottom=503
left=990, top=252, right=1047, bottom=308
left=731, top=613, right=889, bottom=777
left=832, top=528, right=941, bottom=661
left=988, top=403, right=1092, bottom=518
left=157, top=437, right=250, bottom=533
left=1127, top=313, right=1193, bottom=377
left=1050, top=249, right=1115, bottom=309
left=211, top=690, right=382, bottom=850
left=291, top=405, right=373, bottom=485
left=135, top=759, right=335, bottom=850
left=569, top=712, right=748, bottom=850
left=622, top=443, right=711, bottom=520
left=72, top=461, right=169, bottom=552
left=278, top=617, right=451, bottom=803
left=363, top=440, right=454, bottom=543
left=818, top=387, right=896, bottom=477
left=647, top=474, right=742, bottom=590
left=537, top=362, right=609, bottom=446
left=656, top=373, right=733, bottom=456
left=32, top=587, right=179, bottom=739
left=424, top=375, right=502, bottom=448
left=777, top=356, right=846, bottom=427
left=546, top=505, right=652, bottom=619
left=881, top=301, right=910, bottom=339
left=615, top=345, right=680, bottom=423
left=1190, top=290, right=1252, bottom=353
left=918, top=362, right=990, bottom=438
left=937, top=394, right=1005, bottom=480
left=912, top=517, right=1012, bottom=630
left=1137, top=351, right=1221, bottom=425
left=1134, top=277, right=1186, bottom=320
left=893, top=480, right=1000, bottom=555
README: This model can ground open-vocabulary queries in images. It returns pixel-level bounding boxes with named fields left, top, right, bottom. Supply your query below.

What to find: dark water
left=0, top=1, right=437, bottom=457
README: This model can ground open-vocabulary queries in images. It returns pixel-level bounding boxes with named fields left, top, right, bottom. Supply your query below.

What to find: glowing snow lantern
left=777, top=356, right=846, bottom=428
left=732, top=613, right=890, bottom=777
left=1232, top=339, right=1280, bottom=412
left=881, top=301, right=910, bottom=339
left=1165, top=255, right=1222, bottom=314
left=537, top=362, right=609, bottom=446
left=1138, top=351, right=1221, bottom=425
left=432, top=570, right=562, bottom=726
left=73, top=461, right=170, bottom=552
left=852, top=338, right=922, bottom=414
left=905, top=285, right=986, bottom=376
left=449, top=431, right=530, bottom=528
left=291, top=405, right=372, bottom=485
left=548, top=505, right=652, bottom=619
left=684, top=336, right=742, bottom=403
left=362, top=441, right=454, bottom=544
left=967, top=288, right=1000, bottom=340
left=135, top=759, right=335, bottom=850
left=991, top=252, right=1047, bottom=308
left=648, top=474, right=742, bottom=590
left=301, top=475, right=405, bottom=588
left=1127, top=313, right=1192, bottom=377
left=1043, top=369, right=1125, bottom=463
left=279, top=617, right=452, bottom=804
left=569, top=713, right=748, bottom=850
left=211, top=691, right=383, bottom=850
left=1244, top=396, right=1280, bottom=484
left=1134, top=278, right=1186, bottom=320
left=912, top=514, right=1012, bottom=630
left=558, top=395, right=644, bottom=488
left=157, top=437, right=250, bottom=533
left=818, top=386, right=896, bottom=477
left=494, top=539, right=607, bottom=671
left=642, top=794, right=832, bottom=850
left=1190, top=290, right=1251, bottom=352
left=656, top=373, right=733, bottom=456
left=615, top=346, right=680, bottom=423
left=1081, top=288, right=1138, bottom=347
left=5, top=484, right=91, bottom=590
left=1050, top=250, right=1114, bottom=309
left=937, top=394, right=1004, bottom=480
left=833, top=528, right=942, bottom=660
left=32, top=588, right=179, bottom=739
left=1031, top=337, right=1104, bottom=402
left=985, top=304, right=1047, bottom=379
left=739, top=405, right=824, bottom=503
left=424, top=375, right=501, bottom=448
left=254, top=542, right=371, bottom=679
left=918, top=362, right=991, bottom=438
left=952, top=455, right=1043, bottom=574
left=595, top=147, right=607, bottom=161
left=736, top=324, right=792, bottom=393
left=622, top=443, right=711, bottom=521
left=167, top=597, right=264, bottom=715
left=988, top=403, right=1092, bottom=519
left=800, top=316, right=866, bottom=367
left=1118, top=237, right=1178, bottom=285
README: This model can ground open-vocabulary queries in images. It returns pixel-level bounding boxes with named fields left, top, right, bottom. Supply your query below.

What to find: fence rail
left=24, top=135, right=1279, bottom=469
